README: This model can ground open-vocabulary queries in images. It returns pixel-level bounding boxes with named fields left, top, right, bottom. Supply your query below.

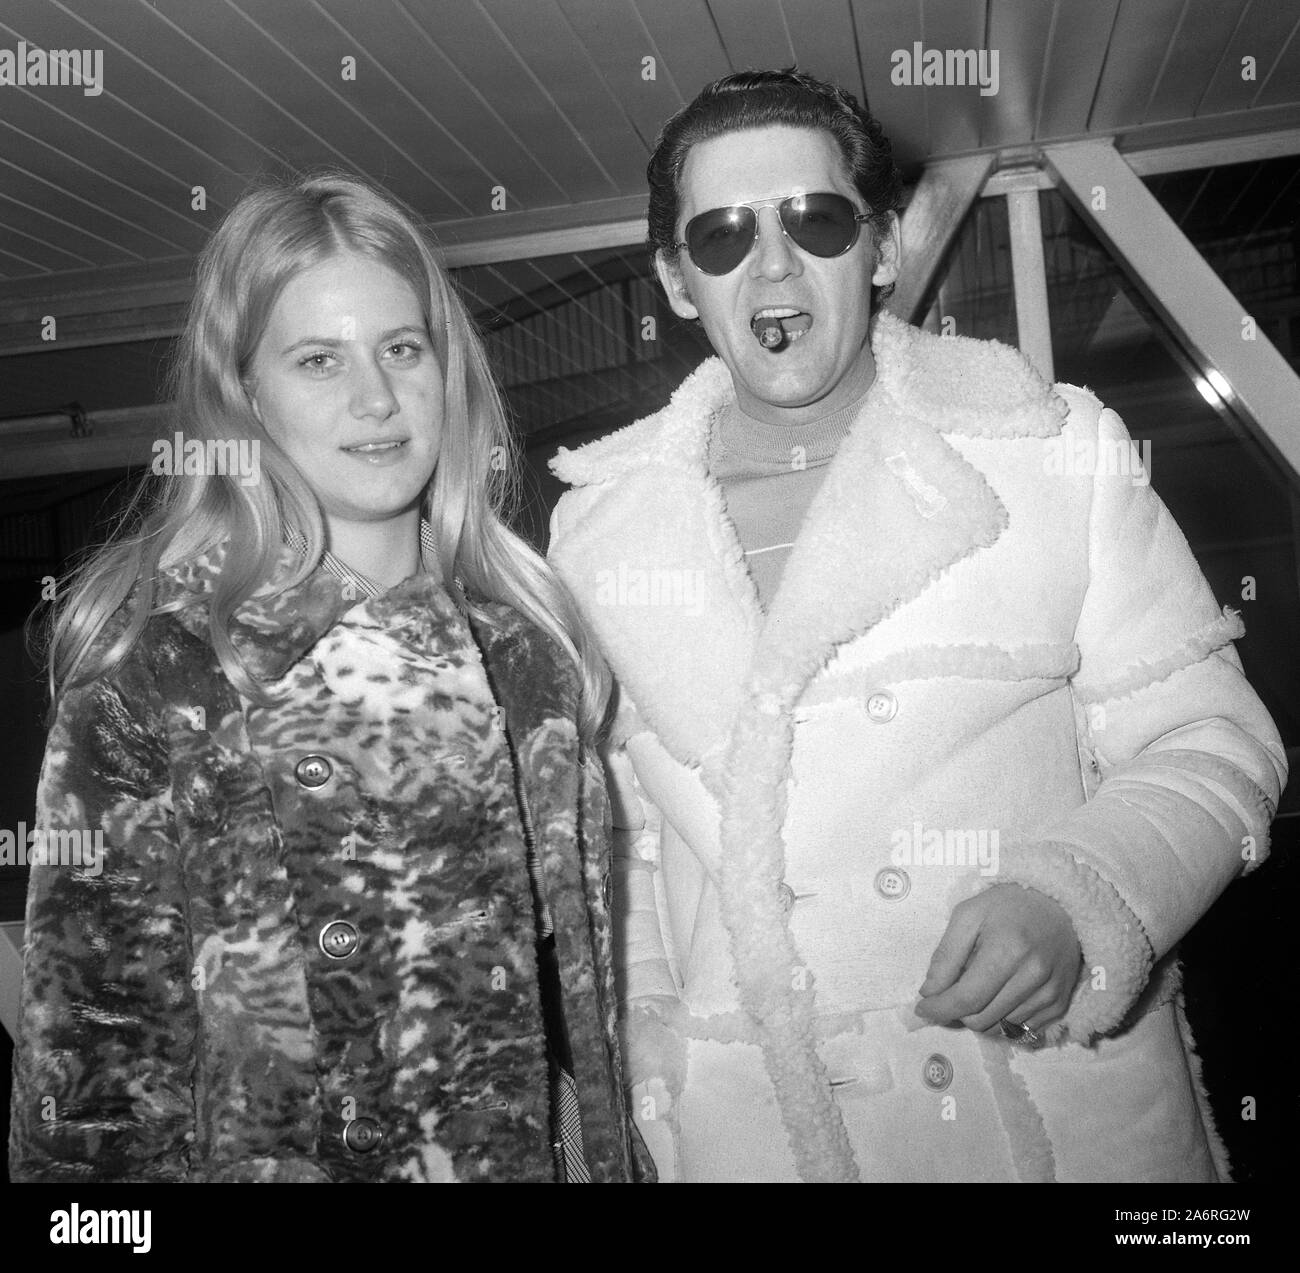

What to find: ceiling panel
left=481, top=0, right=650, bottom=192
left=77, top=10, right=339, bottom=187
left=0, top=108, right=209, bottom=267
left=1142, top=0, right=1251, bottom=125
left=630, top=0, right=729, bottom=117
left=781, top=0, right=867, bottom=109
left=554, top=0, right=685, bottom=150
left=0, top=192, right=132, bottom=270
left=708, top=0, right=797, bottom=75
left=981, top=0, right=1057, bottom=149
left=0, top=67, right=214, bottom=214
left=1034, top=0, right=1121, bottom=140
left=0, top=0, right=1297, bottom=328
left=0, top=155, right=191, bottom=264
left=1197, top=0, right=1300, bottom=116
left=8, top=0, right=279, bottom=192
left=1089, top=0, right=1190, bottom=132
left=176, top=0, right=461, bottom=211
left=853, top=0, right=929, bottom=166
left=1254, top=12, right=1300, bottom=109
left=313, top=0, right=593, bottom=209
left=913, top=0, right=987, bottom=155
left=0, top=231, right=87, bottom=275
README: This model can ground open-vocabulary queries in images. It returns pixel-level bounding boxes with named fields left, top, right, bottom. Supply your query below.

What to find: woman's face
left=247, top=250, right=444, bottom=528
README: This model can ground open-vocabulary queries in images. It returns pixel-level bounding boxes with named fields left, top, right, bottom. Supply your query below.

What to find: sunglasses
left=676, top=192, right=872, bottom=276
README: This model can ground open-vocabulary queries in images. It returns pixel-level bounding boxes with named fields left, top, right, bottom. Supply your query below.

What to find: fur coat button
left=865, top=690, right=898, bottom=723
left=294, top=754, right=334, bottom=788
left=318, top=920, right=360, bottom=960
left=342, top=1117, right=383, bottom=1153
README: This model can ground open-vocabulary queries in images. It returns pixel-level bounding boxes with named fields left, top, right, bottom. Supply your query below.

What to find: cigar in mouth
left=752, top=316, right=786, bottom=349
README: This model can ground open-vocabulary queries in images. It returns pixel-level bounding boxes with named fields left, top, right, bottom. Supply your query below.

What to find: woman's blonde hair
left=44, top=171, right=610, bottom=737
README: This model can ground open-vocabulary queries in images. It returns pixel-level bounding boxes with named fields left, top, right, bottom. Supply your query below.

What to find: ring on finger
left=998, top=1017, right=1046, bottom=1049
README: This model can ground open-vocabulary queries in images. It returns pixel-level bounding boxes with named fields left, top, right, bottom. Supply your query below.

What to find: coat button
left=294, top=754, right=333, bottom=788
left=922, top=1054, right=954, bottom=1091
left=319, top=920, right=359, bottom=960
left=865, top=690, right=898, bottom=723
left=777, top=882, right=797, bottom=913
left=873, top=867, right=911, bottom=900
left=342, top=1116, right=383, bottom=1153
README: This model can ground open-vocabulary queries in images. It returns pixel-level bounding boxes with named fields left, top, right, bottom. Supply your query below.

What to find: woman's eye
left=298, top=351, right=336, bottom=370
left=386, top=340, right=422, bottom=360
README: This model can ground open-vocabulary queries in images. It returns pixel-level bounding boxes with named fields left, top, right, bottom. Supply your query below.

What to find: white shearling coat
left=548, top=312, right=1286, bottom=1183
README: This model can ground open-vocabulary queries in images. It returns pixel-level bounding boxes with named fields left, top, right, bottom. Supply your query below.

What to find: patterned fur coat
left=9, top=545, right=650, bottom=1183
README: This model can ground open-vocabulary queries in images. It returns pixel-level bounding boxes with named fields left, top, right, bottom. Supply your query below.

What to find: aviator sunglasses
left=676, top=191, right=872, bottom=276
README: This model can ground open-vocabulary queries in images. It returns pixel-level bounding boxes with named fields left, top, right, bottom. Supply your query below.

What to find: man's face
left=656, top=125, right=899, bottom=426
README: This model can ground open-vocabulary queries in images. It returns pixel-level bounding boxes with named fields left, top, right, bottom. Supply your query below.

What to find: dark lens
left=685, top=206, right=757, bottom=275
left=781, top=193, right=860, bottom=257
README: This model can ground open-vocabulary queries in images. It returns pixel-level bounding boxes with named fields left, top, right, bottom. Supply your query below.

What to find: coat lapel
left=549, top=360, right=760, bottom=767
left=551, top=312, right=1067, bottom=760
left=752, top=377, right=1007, bottom=694
left=160, top=543, right=373, bottom=682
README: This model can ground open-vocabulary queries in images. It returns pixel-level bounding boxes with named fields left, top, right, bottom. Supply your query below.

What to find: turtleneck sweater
left=707, top=388, right=871, bottom=609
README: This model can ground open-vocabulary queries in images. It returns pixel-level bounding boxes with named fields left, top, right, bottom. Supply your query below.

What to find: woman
left=9, top=173, right=650, bottom=1183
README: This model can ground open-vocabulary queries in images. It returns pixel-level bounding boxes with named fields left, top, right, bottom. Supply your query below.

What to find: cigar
left=753, top=316, right=786, bottom=349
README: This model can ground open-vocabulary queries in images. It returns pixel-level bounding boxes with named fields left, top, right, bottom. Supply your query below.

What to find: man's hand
left=915, top=884, right=1082, bottom=1033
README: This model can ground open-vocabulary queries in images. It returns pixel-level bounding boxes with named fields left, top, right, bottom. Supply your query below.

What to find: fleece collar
left=552, top=312, right=1064, bottom=487
left=156, top=541, right=465, bottom=683
left=548, top=313, right=1067, bottom=768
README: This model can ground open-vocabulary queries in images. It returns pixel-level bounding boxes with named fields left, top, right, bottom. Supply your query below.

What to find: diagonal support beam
left=1006, top=187, right=1054, bottom=382
left=886, top=153, right=996, bottom=326
left=1045, top=139, right=1300, bottom=483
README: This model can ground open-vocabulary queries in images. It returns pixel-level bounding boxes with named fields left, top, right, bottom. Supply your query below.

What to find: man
left=547, top=69, right=1286, bottom=1182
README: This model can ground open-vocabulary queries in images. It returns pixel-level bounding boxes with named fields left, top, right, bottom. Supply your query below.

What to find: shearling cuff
left=990, top=842, right=1154, bottom=1043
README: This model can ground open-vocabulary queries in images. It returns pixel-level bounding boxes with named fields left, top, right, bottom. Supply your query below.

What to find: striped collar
left=284, top=519, right=440, bottom=601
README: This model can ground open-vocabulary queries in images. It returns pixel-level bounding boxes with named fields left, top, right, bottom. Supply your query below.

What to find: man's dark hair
left=647, top=67, right=904, bottom=267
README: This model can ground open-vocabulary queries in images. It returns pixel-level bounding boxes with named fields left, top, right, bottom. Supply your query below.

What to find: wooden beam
left=0, top=197, right=651, bottom=357
left=432, top=194, right=648, bottom=266
left=982, top=165, right=1054, bottom=197
left=1, top=404, right=168, bottom=480
left=5, top=114, right=1298, bottom=360
left=0, top=258, right=196, bottom=357
left=1121, top=126, right=1300, bottom=177
left=886, top=153, right=997, bottom=326
left=1005, top=188, right=1054, bottom=382
left=981, top=126, right=1300, bottom=198
left=1045, top=139, right=1300, bottom=482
